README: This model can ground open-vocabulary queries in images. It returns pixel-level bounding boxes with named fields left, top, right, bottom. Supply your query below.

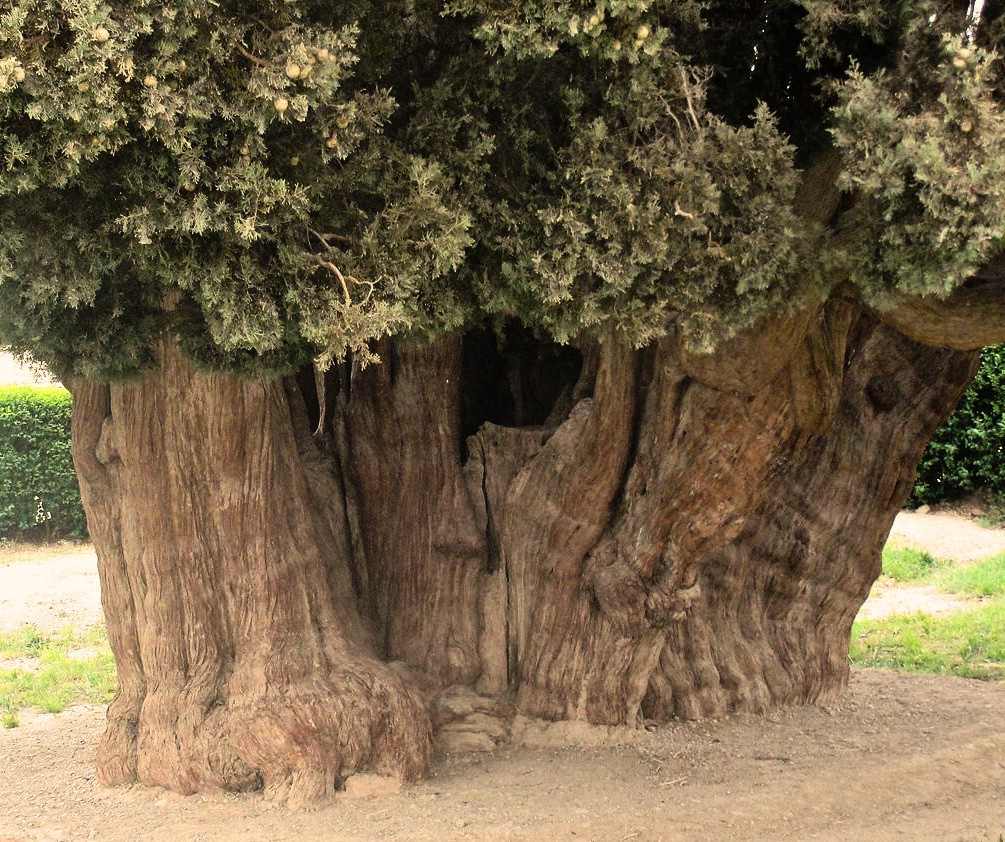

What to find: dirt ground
left=0, top=512, right=1003, bottom=842
left=0, top=543, right=101, bottom=633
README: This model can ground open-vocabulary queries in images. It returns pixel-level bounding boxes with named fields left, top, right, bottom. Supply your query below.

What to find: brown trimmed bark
left=337, top=336, right=486, bottom=685
left=71, top=288, right=984, bottom=804
left=644, top=313, right=980, bottom=719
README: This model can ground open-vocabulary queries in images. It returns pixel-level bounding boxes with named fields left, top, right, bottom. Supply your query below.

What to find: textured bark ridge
left=71, top=343, right=431, bottom=807
left=71, top=293, right=984, bottom=804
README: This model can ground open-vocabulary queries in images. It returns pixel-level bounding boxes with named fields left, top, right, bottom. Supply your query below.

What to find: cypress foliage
left=0, top=1, right=1001, bottom=377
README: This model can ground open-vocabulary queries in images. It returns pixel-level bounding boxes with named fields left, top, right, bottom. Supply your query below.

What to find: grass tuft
left=0, top=624, right=115, bottom=728
left=881, top=544, right=945, bottom=582
left=933, top=553, right=1005, bottom=597
left=850, top=602, right=1005, bottom=680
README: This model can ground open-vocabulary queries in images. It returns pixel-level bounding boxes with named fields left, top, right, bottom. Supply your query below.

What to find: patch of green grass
left=850, top=601, right=1005, bottom=680
left=881, top=544, right=946, bottom=582
left=0, top=624, right=115, bottom=728
left=934, top=553, right=1005, bottom=597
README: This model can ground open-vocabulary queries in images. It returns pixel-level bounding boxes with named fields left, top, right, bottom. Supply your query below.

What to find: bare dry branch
left=235, top=43, right=270, bottom=68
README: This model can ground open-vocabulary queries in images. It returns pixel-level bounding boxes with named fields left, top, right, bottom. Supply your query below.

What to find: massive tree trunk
left=70, top=292, right=983, bottom=805
left=70, top=342, right=431, bottom=807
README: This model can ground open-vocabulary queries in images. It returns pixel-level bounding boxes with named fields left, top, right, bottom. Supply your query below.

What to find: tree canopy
left=0, top=0, right=1002, bottom=378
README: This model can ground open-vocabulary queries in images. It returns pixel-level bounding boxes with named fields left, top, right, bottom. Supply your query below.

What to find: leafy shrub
left=0, top=387, right=87, bottom=540
left=912, top=345, right=1005, bottom=505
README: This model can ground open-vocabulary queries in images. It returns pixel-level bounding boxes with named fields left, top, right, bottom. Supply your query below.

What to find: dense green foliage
left=0, top=1, right=1003, bottom=377
left=0, top=386, right=87, bottom=539
left=912, top=345, right=1005, bottom=505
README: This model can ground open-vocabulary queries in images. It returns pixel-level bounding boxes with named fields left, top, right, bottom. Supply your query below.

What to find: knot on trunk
left=95, top=417, right=119, bottom=464
left=644, top=580, right=701, bottom=626
left=585, top=551, right=701, bottom=637
left=865, top=374, right=902, bottom=412
left=584, top=554, right=648, bottom=638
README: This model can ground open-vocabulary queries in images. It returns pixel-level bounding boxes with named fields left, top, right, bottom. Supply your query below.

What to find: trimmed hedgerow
left=0, top=387, right=87, bottom=540
left=912, top=345, right=1005, bottom=506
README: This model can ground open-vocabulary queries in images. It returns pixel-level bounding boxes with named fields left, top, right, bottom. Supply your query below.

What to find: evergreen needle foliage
left=0, top=1, right=1002, bottom=377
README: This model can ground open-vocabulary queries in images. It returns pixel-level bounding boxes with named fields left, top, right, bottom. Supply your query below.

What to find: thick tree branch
left=798, top=144, right=1005, bottom=352
left=794, top=149, right=844, bottom=228
left=867, top=275, right=1005, bottom=350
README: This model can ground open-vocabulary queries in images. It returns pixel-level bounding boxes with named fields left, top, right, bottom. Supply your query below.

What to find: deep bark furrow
left=490, top=340, right=640, bottom=718
left=787, top=295, right=856, bottom=444
left=506, top=312, right=824, bottom=723
left=70, top=381, right=143, bottom=786
left=72, top=341, right=432, bottom=806
left=468, top=425, right=546, bottom=694
left=342, top=336, right=486, bottom=684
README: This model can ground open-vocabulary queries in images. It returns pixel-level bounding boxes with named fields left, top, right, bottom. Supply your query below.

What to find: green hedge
left=0, top=387, right=88, bottom=540
left=912, top=345, right=1005, bottom=506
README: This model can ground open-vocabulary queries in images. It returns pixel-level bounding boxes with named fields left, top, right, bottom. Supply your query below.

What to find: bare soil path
left=0, top=543, right=100, bottom=633
left=889, top=508, right=1005, bottom=562
left=0, top=513, right=1002, bottom=842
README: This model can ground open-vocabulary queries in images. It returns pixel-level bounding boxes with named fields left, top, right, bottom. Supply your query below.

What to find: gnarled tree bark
left=71, top=342, right=431, bottom=807
left=70, top=288, right=989, bottom=805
